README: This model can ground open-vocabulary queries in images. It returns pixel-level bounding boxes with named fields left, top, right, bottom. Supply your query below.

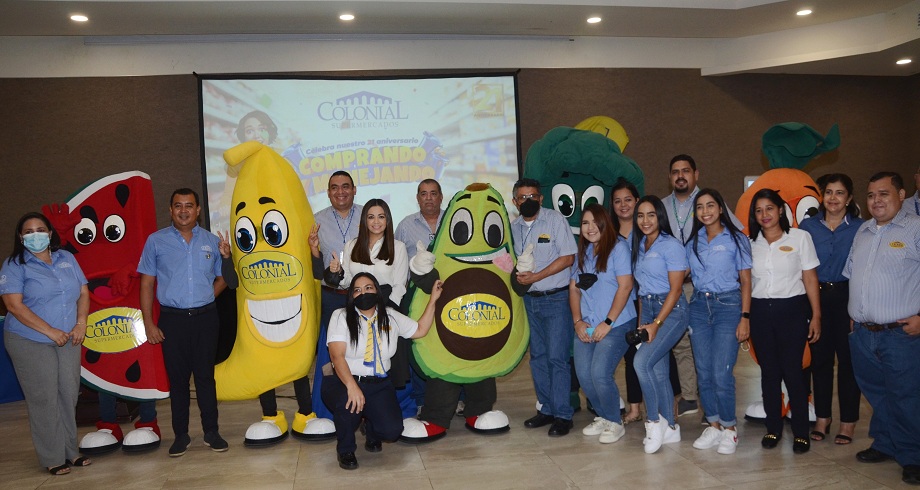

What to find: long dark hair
left=817, top=173, right=859, bottom=218
left=344, top=272, right=392, bottom=348
left=610, top=178, right=640, bottom=223
left=577, top=204, right=619, bottom=274
left=7, top=212, right=61, bottom=265
left=351, top=199, right=396, bottom=266
left=689, top=189, right=746, bottom=263
left=748, top=189, right=791, bottom=242
left=630, top=195, right=673, bottom=270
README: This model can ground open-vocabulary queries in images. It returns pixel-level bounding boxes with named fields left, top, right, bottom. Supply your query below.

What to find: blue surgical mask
left=22, top=232, right=51, bottom=253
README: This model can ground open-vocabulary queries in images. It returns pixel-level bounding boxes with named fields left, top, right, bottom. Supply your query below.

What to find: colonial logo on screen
left=317, top=91, right=409, bottom=129
left=238, top=251, right=304, bottom=295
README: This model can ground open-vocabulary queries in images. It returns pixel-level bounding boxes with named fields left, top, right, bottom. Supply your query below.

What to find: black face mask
left=353, top=292, right=378, bottom=311
left=520, top=199, right=541, bottom=218
left=576, top=273, right=598, bottom=290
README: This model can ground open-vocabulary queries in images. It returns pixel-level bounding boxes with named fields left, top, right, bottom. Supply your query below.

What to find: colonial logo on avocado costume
left=442, top=294, right=509, bottom=335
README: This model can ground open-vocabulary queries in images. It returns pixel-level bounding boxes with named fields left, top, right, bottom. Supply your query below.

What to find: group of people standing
left=2, top=158, right=919, bottom=484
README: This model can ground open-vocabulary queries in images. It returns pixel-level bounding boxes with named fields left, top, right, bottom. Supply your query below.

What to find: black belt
left=527, top=286, right=567, bottom=297
left=322, top=285, right=348, bottom=295
left=819, top=281, right=848, bottom=291
left=353, top=375, right=388, bottom=384
left=861, top=321, right=903, bottom=332
left=160, top=302, right=216, bottom=316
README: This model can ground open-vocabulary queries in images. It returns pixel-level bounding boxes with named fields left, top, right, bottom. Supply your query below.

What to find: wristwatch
left=742, top=312, right=751, bottom=319
left=653, top=318, right=663, bottom=326
left=604, top=317, right=613, bottom=325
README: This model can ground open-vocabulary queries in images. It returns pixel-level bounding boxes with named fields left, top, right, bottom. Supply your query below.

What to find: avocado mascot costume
left=216, top=141, right=333, bottom=445
left=43, top=171, right=168, bottom=454
left=737, top=122, right=838, bottom=423
left=400, top=183, right=529, bottom=441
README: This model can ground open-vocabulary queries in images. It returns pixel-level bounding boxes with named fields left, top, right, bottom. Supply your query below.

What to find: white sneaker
left=693, top=426, right=723, bottom=449
left=582, top=417, right=609, bottom=436
left=662, top=423, right=681, bottom=444
left=644, top=421, right=664, bottom=453
left=717, top=428, right=738, bottom=455
left=599, top=422, right=625, bottom=444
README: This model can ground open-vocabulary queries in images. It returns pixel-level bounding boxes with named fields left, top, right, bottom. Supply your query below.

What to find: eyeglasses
left=516, top=193, right=540, bottom=201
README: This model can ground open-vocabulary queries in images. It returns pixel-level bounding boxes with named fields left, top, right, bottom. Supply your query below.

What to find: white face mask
left=22, top=232, right=51, bottom=253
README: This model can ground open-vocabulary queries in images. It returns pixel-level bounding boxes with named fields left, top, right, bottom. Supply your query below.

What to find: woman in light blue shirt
left=630, top=196, right=689, bottom=454
left=1, top=212, right=91, bottom=475
left=569, top=204, right=636, bottom=444
left=685, top=189, right=752, bottom=455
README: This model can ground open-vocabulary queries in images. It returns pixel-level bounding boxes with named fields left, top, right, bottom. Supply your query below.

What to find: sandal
left=834, top=434, right=853, bottom=445
left=622, top=413, right=643, bottom=425
left=810, top=417, right=831, bottom=441
left=67, top=457, right=92, bottom=467
left=48, top=463, right=71, bottom=476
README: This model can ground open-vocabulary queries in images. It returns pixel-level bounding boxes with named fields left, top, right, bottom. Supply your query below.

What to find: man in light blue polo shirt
left=396, top=178, right=444, bottom=259
left=845, top=172, right=920, bottom=485
left=139, top=188, right=227, bottom=457
left=511, top=178, right=577, bottom=436
left=909, top=164, right=920, bottom=217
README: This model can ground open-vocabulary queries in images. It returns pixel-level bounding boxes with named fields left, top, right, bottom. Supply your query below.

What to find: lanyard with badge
left=332, top=206, right=355, bottom=246
left=671, top=194, right=693, bottom=243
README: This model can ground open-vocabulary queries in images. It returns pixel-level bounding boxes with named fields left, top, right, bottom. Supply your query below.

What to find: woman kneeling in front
left=322, top=272, right=442, bottom=470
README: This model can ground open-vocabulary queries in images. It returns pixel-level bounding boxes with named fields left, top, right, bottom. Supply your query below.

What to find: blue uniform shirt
left=634, top=233, right=688, bottom=296
left=314, top=204, right=362, bottom=287
left=685, top=227, right=752, bottom=293
left=395, top=209, right=444, bottom=258
left=0, top=250, right=87, bottom=344
left=799, top=212, right=864, bottom=283
left=511, top=208, right=577, bottom=291
left=137, top=225, right=222, bottom=309
left=571, top=239, right=636, bottom=327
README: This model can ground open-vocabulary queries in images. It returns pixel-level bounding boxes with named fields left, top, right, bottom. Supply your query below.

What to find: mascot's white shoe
left=744, top=401, right=767, bottom=423
left=123, top=419, right=161, bottom=452
left=400, top=418, right=447, bottom=443
left=465, top=410, right=510, bottom=435
left=244, top=411, right=289, bottom=447
left=290, top=411, right=335, bottom=441
left=79, top=421, right=123, bottom=455
left=786, top=402, right=817, bottom=423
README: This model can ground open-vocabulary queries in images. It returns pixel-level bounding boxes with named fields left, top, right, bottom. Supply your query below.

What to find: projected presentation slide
left=200, top=75, right=521, bottom=234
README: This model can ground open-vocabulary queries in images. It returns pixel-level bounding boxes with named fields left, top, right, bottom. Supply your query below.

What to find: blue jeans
left=635, top=294, right=688, bottom=426
left=98, top=391, right=157, bottom=424
left=689, top=290, right=741, bottom=428
left=850, top=323, right=920, bottom=467
left=524, top=291, right=574, bottom=420
left=573, top=318, right=635, bottom=423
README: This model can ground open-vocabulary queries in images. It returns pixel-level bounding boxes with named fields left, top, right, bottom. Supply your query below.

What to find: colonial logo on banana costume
left=216, top=141, right=331, bottom=443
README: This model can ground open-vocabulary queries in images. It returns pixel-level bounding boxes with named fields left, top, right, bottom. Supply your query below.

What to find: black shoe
left=337, top=452, right=358, bottom=470
left=548, top=418, right=573, bottom=437
left=792, top=437, right=810, bottom=454
left=856, top=447, right=893, bottom=463
left=903, top=465, right=920, bottom=485
left=524, top=412, right=554, bottom=428
left=168, top=434, right=191, bottom=457
left=203, top=431, right=229, bottom=452
left=677, top=398, right=699, bottom=416
left=364, top=439, right=382, bottom=453
left=761, top=433, right=780, bottom=449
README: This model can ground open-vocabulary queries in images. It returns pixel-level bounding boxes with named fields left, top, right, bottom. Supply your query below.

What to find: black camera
left=625, top=328, right=649, bottom=346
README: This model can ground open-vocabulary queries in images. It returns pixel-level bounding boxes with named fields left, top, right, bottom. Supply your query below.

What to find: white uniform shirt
left=750, top=228, right=819, bottom=299
left=341, top=237, right=409, bottom=305
left=326, top=307, right=418, bottom=376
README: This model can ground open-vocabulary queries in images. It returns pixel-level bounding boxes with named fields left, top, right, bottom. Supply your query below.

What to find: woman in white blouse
left=747, top=189, right=821, bottom=455
left=328, top=198, right=409, bottom=310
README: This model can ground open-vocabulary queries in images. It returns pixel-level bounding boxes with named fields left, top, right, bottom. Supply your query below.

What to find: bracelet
left=75, top=322, right=86, bottom=325
left=653, top=318, right=663, bottom=327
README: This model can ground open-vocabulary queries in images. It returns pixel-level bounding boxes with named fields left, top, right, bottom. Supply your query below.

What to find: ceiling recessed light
left=896, top=58, right=912, bottom=65
left=796, top=9, right=812, bottom=16
left=587, top=17, right=602, bottom=24
left=70, top=14, right=89, bottom=22
left=339, top=14, right=355, bottom=21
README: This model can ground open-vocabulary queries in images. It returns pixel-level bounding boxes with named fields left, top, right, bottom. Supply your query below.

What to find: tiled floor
left=0, top=353, right=905, bottom=489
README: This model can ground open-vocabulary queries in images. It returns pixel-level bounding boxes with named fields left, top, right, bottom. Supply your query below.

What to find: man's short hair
left=329, top=170, right=355, bottom=187
left=171, top=188, right=200, bottom=206
left=669, top=154, right=697, bottom=171
left=869, top=171, right=904, bottom=191
left=513, top=178, right=541, bottom=195
left=418, top=178, right=441, bottom=194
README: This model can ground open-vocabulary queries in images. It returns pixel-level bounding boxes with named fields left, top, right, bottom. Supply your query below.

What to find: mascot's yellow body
left=215, top=141, right=321, bottom=401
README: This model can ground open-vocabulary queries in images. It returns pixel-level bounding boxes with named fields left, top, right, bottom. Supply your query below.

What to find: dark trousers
left=321, top=374, right=403, bottom=455
left=259, top=375, right=312, bottom=417
left=159, top=307, right=220, bottom=436
left=810, top=283, right=860, bottom=423
left=420, top=377, right=496, bottom=429
left=750, top=295, right=811, bottom=439
left=311, top=289, right=348, bottom=420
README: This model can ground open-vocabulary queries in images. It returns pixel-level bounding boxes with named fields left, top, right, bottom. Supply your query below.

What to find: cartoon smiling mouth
left=447, top=244, right=510, bottom=264
left=247, top=295, right=302, bottom=343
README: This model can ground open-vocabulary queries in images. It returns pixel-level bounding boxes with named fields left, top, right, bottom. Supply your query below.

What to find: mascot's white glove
left=410, top=240, right=436, bottom=276
left=516, top=244, right=536, bottom=272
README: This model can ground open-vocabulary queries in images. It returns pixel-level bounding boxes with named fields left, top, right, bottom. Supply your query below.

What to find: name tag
left=779, top=246, right=794, bottom=252
left=889, top=241, right=905, bottom=249
left=538, top=234, right=550, bottom=243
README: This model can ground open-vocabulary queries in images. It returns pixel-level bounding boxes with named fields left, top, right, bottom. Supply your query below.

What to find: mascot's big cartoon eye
left=552, top=183, right=575, bottom=218
left=235, top=216, right=257, bottom=253
left=795, top=196, right=820, bottom=225
left=582, top=186, right=604, bottom=210
left=103, top=215, right=126, bottom=243
left=74, top=218, right=96, bottom=245
left=482, top=211, right=504, bottom=248
left=262, top=210, right=289, bottom=248
left=450, top=208, right=474, bottom=246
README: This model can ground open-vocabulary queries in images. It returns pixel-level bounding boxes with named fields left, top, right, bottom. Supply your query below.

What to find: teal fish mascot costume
left=400, top=183, right=529, bottom=442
